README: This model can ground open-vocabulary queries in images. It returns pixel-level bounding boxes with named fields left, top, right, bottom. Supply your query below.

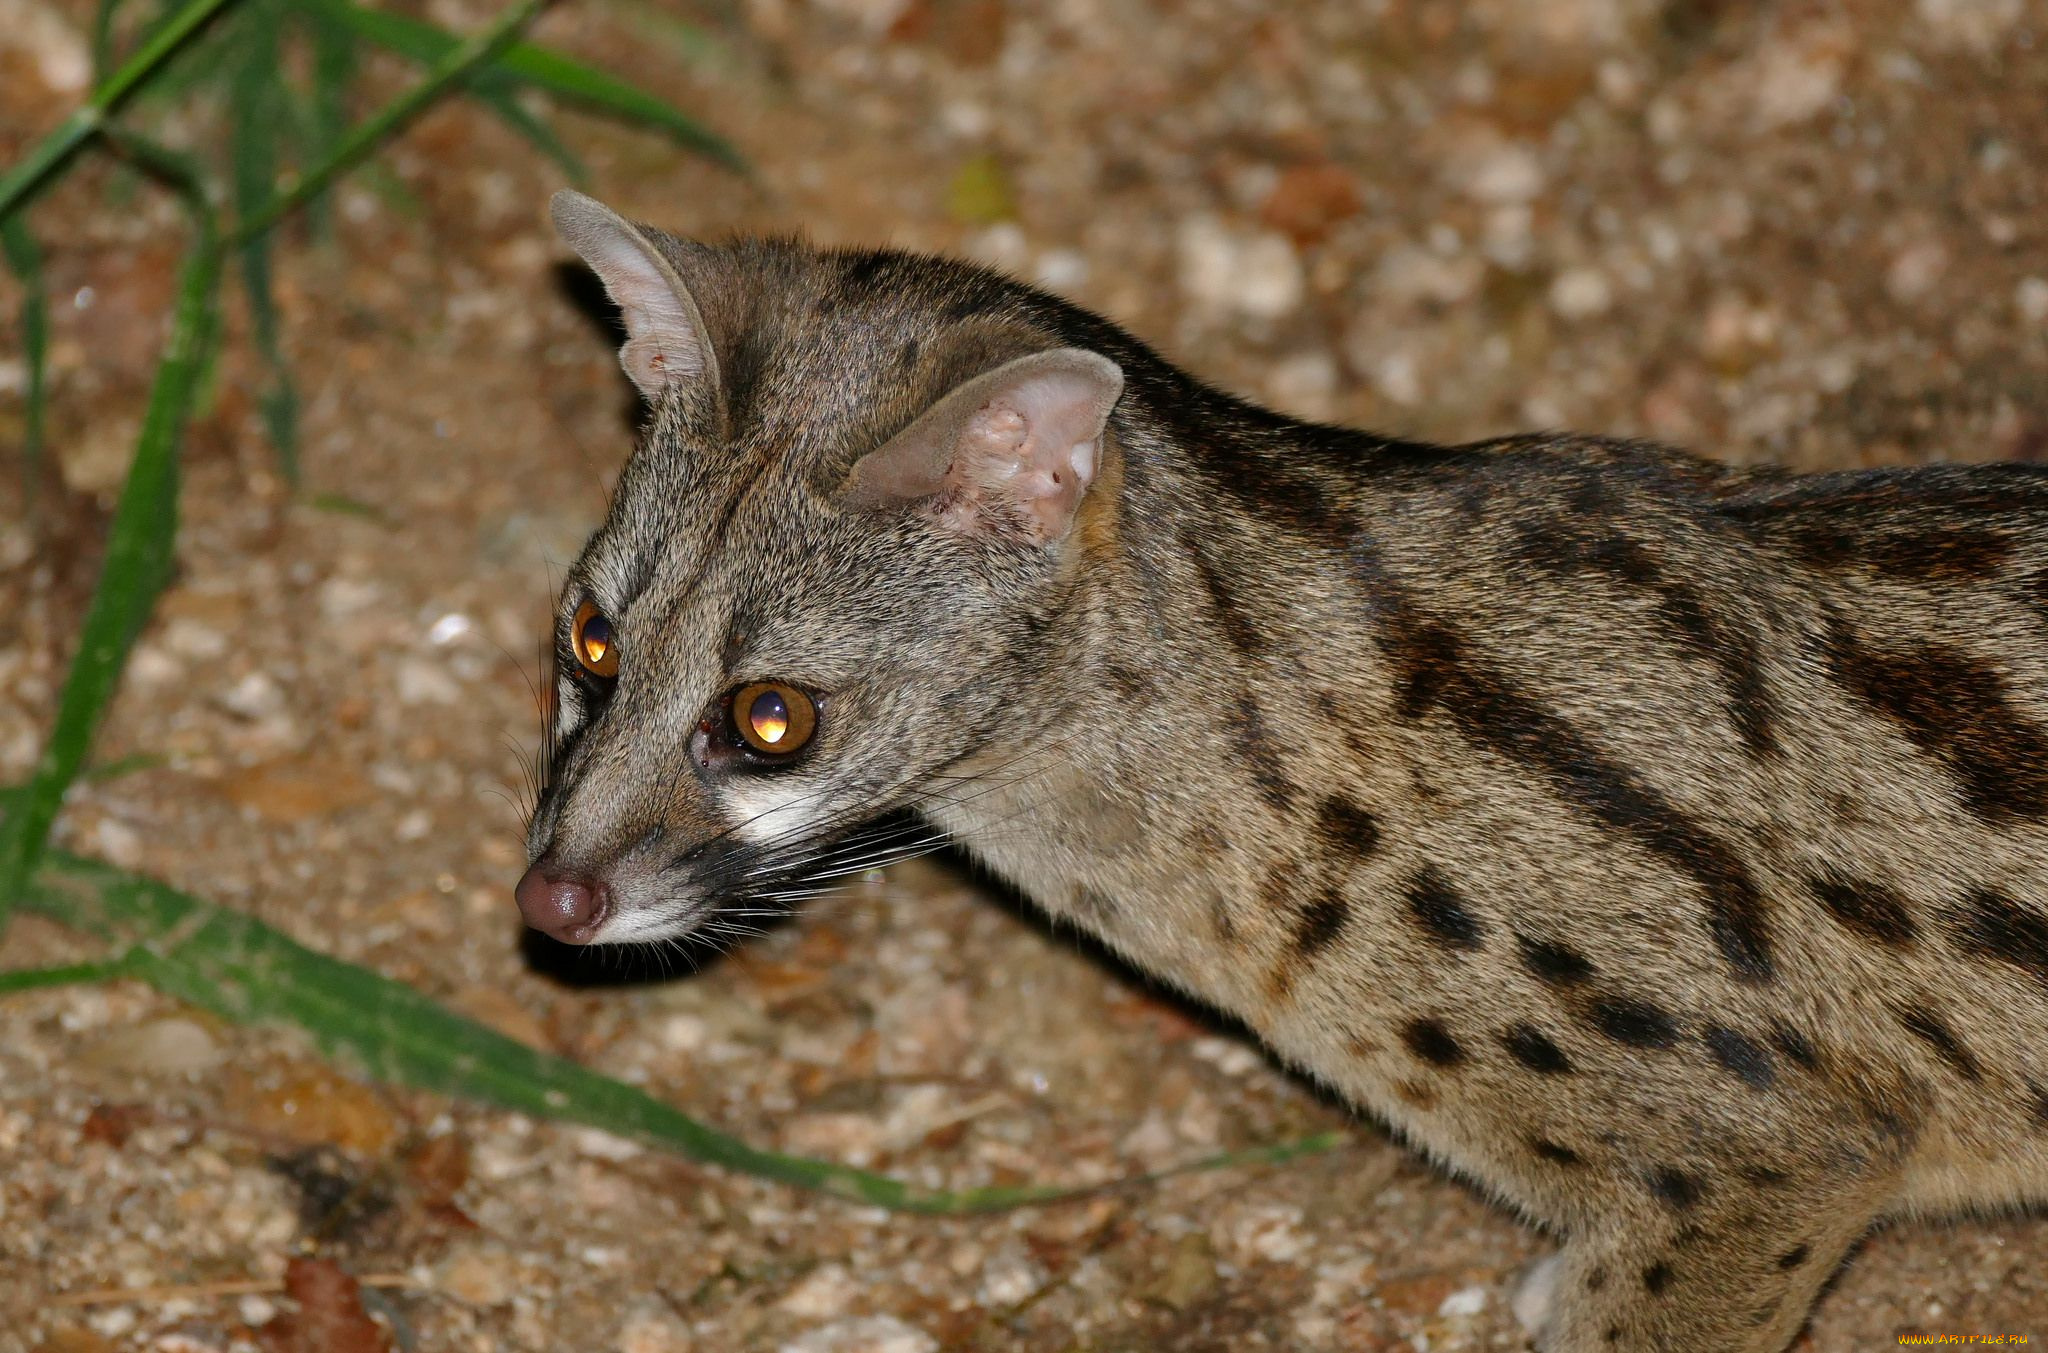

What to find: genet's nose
left=514, top=862, right=612, bottom=943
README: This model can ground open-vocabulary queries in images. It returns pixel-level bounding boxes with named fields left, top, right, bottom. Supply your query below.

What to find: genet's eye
left=731, top=682, right=817, bottom=755
left=571, top=600, right=619, bottom=679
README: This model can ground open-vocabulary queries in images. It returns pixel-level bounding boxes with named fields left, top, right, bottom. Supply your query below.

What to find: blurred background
left=2, top=0, right=2045, bottom=1348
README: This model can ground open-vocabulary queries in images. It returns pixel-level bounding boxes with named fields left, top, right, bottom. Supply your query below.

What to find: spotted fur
left=525, top=192, right=2048, bottom=1353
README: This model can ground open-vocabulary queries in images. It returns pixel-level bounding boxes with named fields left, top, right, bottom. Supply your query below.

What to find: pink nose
left=514, top=863, right=611, bottom=943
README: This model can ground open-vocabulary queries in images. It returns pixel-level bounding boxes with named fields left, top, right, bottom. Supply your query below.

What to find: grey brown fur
left=522, top=190, right=2048, bottom=1352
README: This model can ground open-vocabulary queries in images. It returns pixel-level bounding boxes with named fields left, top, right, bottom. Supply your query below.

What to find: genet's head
left=515, top=192, right=1126, bottom=946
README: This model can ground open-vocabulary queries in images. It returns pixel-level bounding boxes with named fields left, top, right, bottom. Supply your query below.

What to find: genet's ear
left=839, top=348, right=1125, bottom=545
left=550, top=190, right=720, bottom=401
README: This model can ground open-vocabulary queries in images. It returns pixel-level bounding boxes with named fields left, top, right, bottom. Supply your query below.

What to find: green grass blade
left=314, top=0, right=588, bottom=184
left=315, top=0, right=743, bottom=172
left=0, top=951, right=143, bottom=995
left=82, top=752, right=167, bottom=782
left=228, top=1, right=299, bottom=480
left=22, top=850, right=1349, bottom=1211
left=305, top=490, right=391, bottom=521
left=478, top=87, right=588, bottom=183
left=226, top=0, right=550, bottom=249
left=92, top=0, right=129, bottom=83
left=489, top=36, right=745, bottom=171
left=0, top=0, right=239, bottom=219
left=0, top=163, right=219, bottom=928
left=307, top=7, right=358, bottom=152
left=299, top=3, right=360, bottom=238
left=1, top=216, right=49, bottom=489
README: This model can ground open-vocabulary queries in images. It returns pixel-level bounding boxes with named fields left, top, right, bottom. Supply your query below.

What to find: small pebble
left=1177, top=217, right=1305, bottom=320
left=1549, top=267, right=1614, bottom=320
left=2015, top=277, right=2048, bottom=326
left=437, top=1243, right=522, bottom=1307
left=84, top=1018, right=222, bottom=1076
left=780, top=1263, right=858, bottom=1318
left=779, top=1316, right=938, bottom=1353
left=616, top=1303, right=695, bottom=1353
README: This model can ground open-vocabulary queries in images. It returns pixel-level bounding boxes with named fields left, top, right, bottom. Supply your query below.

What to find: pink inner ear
left=552, top=193, right=714, bottom=399
left=838, top=347, right=1124, bottom=541
left=946, top=370, right=1110, bottom=541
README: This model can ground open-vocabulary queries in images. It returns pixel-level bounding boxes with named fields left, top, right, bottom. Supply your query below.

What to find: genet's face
left=513, top=196, right=1120, bottom=949
left=514, top=416, right=1040, bottom=946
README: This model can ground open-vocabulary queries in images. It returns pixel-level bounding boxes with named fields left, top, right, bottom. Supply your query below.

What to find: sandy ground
left=4, top=0, right=2048, bottom=1349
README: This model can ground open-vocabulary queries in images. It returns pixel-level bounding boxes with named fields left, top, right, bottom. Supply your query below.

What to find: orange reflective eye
left=571, top=600, right=619, bottom=678
left=732, top=682, right=816, bottom=755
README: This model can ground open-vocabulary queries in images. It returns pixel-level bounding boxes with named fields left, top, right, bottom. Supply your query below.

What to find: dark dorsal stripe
left=1783, top=522, right=2017, bottom=582
left=1354, top=552, right=1776, bottom=982
left=1827, top=622, right=2048, bottom=824
left=1514, top=520, right=1778, bottom=757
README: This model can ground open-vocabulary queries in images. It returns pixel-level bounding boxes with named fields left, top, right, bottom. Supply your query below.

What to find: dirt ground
left=4, top=0, right=2048, bottom=1349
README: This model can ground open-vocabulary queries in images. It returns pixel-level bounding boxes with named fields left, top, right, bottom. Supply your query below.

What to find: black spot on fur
left=1950, top=888, right=2048, bottom=988
left=1642, top=1262, right=1673, bottom=1295
left=1827, top=624, right=2048, bottom=823
left=1517, top=934, right=1595, bottom=985
left=1776, top=1244, right=1811, bottom=1270
left=1771, top=1022, right=1821, bottom=1071
left=1586, top=1267, right=1607, bottom=1292
left=1590, top=996, right=1680, bottom=1049
left=1895, top=1005, right=1983, bottom=1082
left=1401, top=1018, right=1467, bottom=1068
left=1502, top=1023, right=1574, bottom=1074
left=1604, top=1327, right=1621, bottom=1344
left=1358, top=584, right=1776, bottom=981
left=1531, top=1137, right=1583, bottom=1166
left=1293, top=888, right=1352, bottom=958
left=1405, top=867, right=1484, bottom=950
left=1646, top=1166, right=1704, bottom=1211
left=1227, top=696, right=1298, bottom=812
left=1313, top=795, right=1382, bottom=858
left=1742, top=1165, right=1792, bottom=1188
left=1702, top=1025, right=1776, bottom=1090
left=1191, top=551, right=1267, bottom=657
left=1807, top=870, right=1918, bottom=948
